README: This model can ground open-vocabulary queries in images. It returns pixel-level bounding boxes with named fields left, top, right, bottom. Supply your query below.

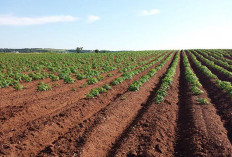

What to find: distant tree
left=95, top=49, right=99, bottom=53
left=101, top=50, right=107, bottom=53
left=76, top=47, right=83, bottom=53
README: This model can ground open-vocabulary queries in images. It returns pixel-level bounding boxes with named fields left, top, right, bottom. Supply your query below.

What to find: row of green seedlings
left=0, top=52, right=150, bottom=89
left=154, top=51, right=180, bottom=104
left=128, top=53, right=173, bottom=91
left=197, top=50, right=232, bottom=71
left=204, top=49, right=232, bottom=65
left=60, top=51, right=162, bottom=83
left=189, top=52, right=232, bottom=98
left=56, top=51, right=162, bottom=85
left=85, top=52, right=171, bottom=98
left=7, top=52, right=163, bottom=91
left=191, top=50, right=232, bottom=79
left=118, top=51, right=166, bottom=73
left=110, top=53, right=169, bottom=87
left=80, top=52, right=166, bottom=88
left=183, top=51, right=209, bottom=104
left=212, top=50, right=232, bottom=64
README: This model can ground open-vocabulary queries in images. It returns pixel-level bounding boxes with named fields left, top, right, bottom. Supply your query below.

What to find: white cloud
left=0, top=15, right=78, bottom=26
left=87, top=15, right=100, bottom=23
left=140, top=9, right=160, bottom=16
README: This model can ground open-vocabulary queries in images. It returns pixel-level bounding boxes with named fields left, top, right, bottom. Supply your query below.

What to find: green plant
left=97, top=76, right=104, bottom=81
left=191, top=86, right=204, bottom=95
left=111, top=77, right=124, bottom=86
left=96, top=87, right=107, bottom=93
left=86, top=89, right=100, bottom=98
left=107, top=73, right=112, bottom=77
left=49, top=74, right=59, bottom=81
left=64, top=76, right=75, bottom=84
left=154, top=52, right=179, bottom=104
left=76, top=74, right=86, bottom=80
left=102, top=84, right=111, bottom=90
left=13, top=83, right=24, bottom=90
left=80, top=83, right=87, bottom=88
left=87, top=77, right=98, bottom=85
left=37, top=82, right=52, bottom=91
left=197, top=98, right=209, bottom=105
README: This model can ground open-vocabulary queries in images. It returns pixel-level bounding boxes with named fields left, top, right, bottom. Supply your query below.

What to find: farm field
left=0, top=49, right=232, bottom=156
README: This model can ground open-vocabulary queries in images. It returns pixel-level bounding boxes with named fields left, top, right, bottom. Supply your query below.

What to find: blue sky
left=0, top=0, right=231, bottom=50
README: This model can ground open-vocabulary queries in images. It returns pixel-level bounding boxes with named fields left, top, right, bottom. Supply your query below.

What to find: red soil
left=0, top=51, right=232, bottom=157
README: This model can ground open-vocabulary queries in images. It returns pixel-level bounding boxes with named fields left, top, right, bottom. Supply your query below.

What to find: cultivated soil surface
left=0, top=51, right=232, bottom=157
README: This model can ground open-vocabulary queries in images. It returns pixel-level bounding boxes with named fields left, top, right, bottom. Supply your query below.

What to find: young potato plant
left=13, top=83, right=24, bottom=90
left=49, top=74, right=59, bottom=81
left=64, top=76, right=76, bottom=84
left=197, top=98, right=209, bottom=105
left=87, top=77, right=98, bottom=85
left=86, top=84, right=112, bottom=98
left=37, top=81, right=52, bottom=91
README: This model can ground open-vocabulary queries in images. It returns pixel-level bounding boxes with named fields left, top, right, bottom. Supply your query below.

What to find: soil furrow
left=0, top=53, right=166, bottom=128
left=106, top=52, right=180, bottom=157
left=187, top=51, right=232, bottom=144
left=197, top=51, right=232, bottom=72
left=36, top=52, right=176, bottom=157
left=174, top=52, right=232, bottom=157
left=0, top=53, right=172, bottom=156
left=0, top=54, right=156, bottom=103
left=193, top=52, right=232, bottom=82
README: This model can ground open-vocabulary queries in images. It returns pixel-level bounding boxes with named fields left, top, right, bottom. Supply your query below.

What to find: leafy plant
left=97, top=76, right=104, bottom=81
left=191, top=86, right=203, bottom=95
left=87, top=77, right=98, bottom=85
left=72, top=88, right=77, bottom=91
left=86, top=89, right=100, bottom=98
left=197, top=98, right=209, bottom=105
left=64, top=76, right=75, bottom=84
left=102, top=84, right=111, bottom=90
left=13, top=83, right=24, bottom=90
left=49, top=74, right=59, bottom=81
left=37, top=82, right=52, bottom=91
left=80, top=83, right=87, bottom=88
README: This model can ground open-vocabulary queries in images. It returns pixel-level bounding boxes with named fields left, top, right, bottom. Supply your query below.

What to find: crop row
left=204, top=49, right=232, bottom=65
left=128, top=52, right=173, bottom=91
left=154, top=51, right=180, bottom=104
left=86, top=51, right=171, bottom=98
left=183, top=51, right=209, bottom=104
left=190, top=50, right=232, bottom=79
left=197, top=50, right=232, bottom=71
left=0, top=51, right=163, bottom=89
left=188, top=52, right=232, bottom=98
